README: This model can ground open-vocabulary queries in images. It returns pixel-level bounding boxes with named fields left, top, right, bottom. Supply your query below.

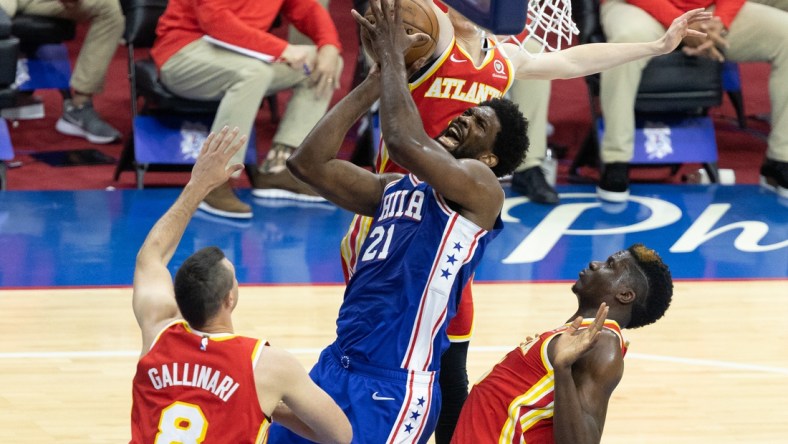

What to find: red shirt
left=452, top=320, right=627, bottom=444
left=622, top=0, right=745, bottom=29
left=151, top=0, right=342, bottom=68
left=130, top=321, right=270, bottom=444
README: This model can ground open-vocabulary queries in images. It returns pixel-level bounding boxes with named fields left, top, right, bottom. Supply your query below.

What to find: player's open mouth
left=447, top=123, right=463, bottom=142
left=438, top=124, right=463, bottom=149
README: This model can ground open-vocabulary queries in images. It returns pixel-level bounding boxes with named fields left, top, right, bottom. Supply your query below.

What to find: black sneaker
left=596, top=162, right=630, bottom=202
left=511, top=166, right=559, bottom=204
left=760, top=158, right=788, bottom=198
left=56, top=99, right=121, bottom=144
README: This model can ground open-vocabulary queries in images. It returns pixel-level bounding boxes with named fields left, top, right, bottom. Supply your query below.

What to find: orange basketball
left=361, top=0, right=440, bottom=67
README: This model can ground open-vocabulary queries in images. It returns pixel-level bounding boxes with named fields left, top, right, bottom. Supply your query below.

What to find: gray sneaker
left=56, top=99, right=121, bottom=144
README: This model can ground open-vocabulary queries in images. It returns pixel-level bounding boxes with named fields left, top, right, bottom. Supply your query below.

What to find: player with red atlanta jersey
left=452, top=244, right=673, bottom=444
left=131, top=321, right=271, bottom=443
left=452, top=319, right=626, bottom=443
left=129, top=127, right=351, bottom=444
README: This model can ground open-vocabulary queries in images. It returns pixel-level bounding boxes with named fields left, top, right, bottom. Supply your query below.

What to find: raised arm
left=549, top=304, right=624, bottom=444
left=507, top=9, right=711, bottom=80
left=287, top=69, right=396, bottom=217
left=132, top=128, right=245, bottom=352
left=352, top=0, right=504, bottom=230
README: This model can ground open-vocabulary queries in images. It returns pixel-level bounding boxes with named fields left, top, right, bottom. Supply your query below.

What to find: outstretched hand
left=189, top=126, right=247, bottom=192
left=352, top=0, right=430, bottom=65
left=658, top=8, right=712, bottom=55
left=552, top=303, right=609, bottom=369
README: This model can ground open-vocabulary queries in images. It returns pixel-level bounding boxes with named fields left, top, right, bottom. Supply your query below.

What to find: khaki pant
left=159, top=38, right=336, bottom=168
left=599, top=0, right=788, bottom=163
left=508, top=78, right=551, bottom=170
left=0, top=0, right=124, bottom=94
left=507, top=39, right=552, bottom=171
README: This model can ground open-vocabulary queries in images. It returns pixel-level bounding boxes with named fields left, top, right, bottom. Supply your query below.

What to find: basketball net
left=486, top=0, right=579, bottom=57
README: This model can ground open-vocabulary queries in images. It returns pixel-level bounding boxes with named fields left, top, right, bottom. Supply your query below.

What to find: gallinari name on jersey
left=147, top=362, right=240, bottom=402
left=421, top=77, right=504, bottom=104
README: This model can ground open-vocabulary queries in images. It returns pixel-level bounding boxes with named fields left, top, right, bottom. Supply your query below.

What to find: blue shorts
left=268, top=343, right=441, bottom=444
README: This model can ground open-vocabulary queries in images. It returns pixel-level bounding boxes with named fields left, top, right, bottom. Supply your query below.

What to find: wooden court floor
left=1, top=280, right=787, bottom=443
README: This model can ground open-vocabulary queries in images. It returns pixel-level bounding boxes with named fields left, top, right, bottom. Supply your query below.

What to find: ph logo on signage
left=501, top=192, right=788, bottom=264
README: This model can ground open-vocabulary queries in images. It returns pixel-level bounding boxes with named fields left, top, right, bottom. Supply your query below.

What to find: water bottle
left=542, top=148, right=557, bottom=186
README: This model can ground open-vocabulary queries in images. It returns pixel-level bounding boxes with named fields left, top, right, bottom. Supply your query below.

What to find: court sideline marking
left=1, top=347, right=787, bottom=375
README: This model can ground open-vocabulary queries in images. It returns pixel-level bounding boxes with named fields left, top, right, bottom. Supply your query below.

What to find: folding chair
left=0, top=8, right=19, bottom=189
left=570, top=0, right=724, bottom=183
left=114, top=0, right=279, bottom=188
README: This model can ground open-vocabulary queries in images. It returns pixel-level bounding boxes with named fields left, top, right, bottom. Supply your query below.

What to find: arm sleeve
left=435, top=341, right=470, bottom=444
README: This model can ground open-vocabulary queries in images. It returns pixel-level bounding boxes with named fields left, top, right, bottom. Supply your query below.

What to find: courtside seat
left=5, top=14, right=75, bottom=121
left=11, top=14, right=75, bottom=48
left=134, top=61, right=221, bottom=114
left=0, top=7, right=19, bottom=190
left=0, top=89, right=14, bottom=109
left=570, top=0, right=724, bottom=183
left=115, top=0, right=279, bottom=188
left=0, top=35, right=17, bottom=108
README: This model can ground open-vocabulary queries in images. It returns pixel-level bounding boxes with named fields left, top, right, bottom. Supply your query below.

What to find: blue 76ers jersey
left=336, top=174, right=502, bottom=372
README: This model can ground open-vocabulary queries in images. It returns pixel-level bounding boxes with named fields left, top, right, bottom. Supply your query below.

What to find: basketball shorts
left=267, top=343, right=441, bottom=444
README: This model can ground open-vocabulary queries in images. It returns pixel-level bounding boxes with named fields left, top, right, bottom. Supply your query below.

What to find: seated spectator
left=151, top=0, right=343, bottom=219
left=509, top=76, right=557, bottom=205
left=598, top=0, right=788, bottom=201
left=0, top=0, right=124, bottom=144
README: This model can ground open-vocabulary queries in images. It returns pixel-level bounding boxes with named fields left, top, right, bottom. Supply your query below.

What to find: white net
left=485, top=0, right=579, bottom=57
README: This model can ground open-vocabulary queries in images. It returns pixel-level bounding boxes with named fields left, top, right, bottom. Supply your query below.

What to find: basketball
left=361, top=0, right=439, bottom=67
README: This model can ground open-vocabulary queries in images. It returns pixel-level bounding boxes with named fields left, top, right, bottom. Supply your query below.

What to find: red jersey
left=130, top=321, right=270, bottom=444
left=376, top=37, right=515, bottom=173
left=451, top=320, right=627, bottom=444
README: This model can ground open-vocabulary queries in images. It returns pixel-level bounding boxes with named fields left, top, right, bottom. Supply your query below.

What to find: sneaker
left=55, top=99, right=121, bottom=144
left=198, top=182, right=253, bottom=219
left=252, top=169, right=327, bottom=203
left=260, top=143, right=295, bottom=174
left=596, top=162, right=630, bottom=202
left=511, top=166, right=559, bottom=204
left=760, top=158, right=788, bottom=198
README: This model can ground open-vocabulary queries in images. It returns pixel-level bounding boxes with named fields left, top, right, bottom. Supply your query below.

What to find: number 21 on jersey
left=361, top=225, right=395, bottom=262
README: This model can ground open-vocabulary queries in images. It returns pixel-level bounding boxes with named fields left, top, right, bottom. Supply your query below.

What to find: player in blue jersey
left=267, top=0, right=529, bottom=442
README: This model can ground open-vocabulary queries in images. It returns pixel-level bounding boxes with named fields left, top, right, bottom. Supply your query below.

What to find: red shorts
left=446, top=278, right=474, bottom=342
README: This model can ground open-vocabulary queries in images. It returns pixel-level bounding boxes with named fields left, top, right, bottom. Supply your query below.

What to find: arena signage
left=502, top=193, right=787, bottom=264
left=480, top=187, right=787, bottom=280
